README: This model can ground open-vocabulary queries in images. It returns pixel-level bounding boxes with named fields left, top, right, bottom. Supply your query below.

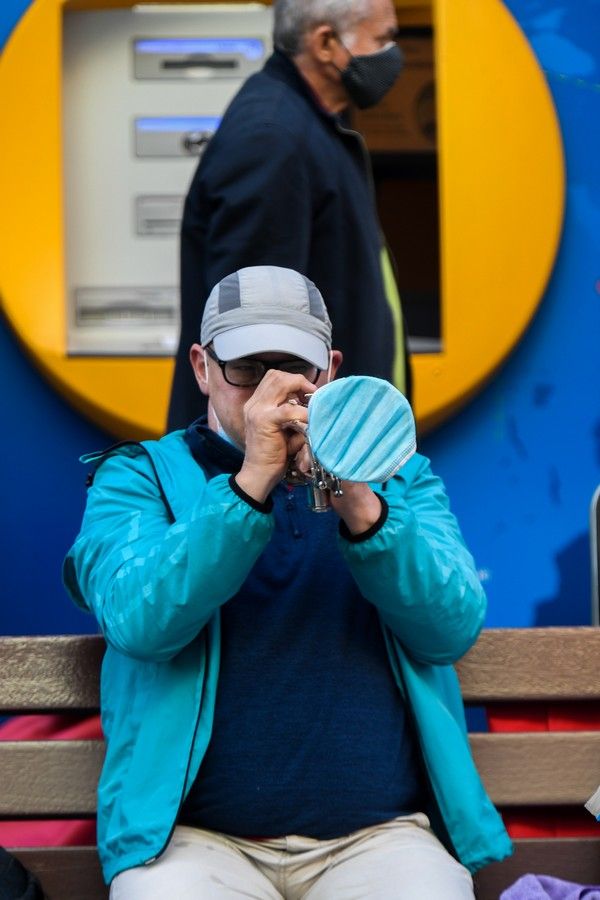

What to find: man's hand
left=330, top=482, right=383, bottom=536
left=235, top=370, right=318, bottom=503
left=289, top=446, right=382, bottom=535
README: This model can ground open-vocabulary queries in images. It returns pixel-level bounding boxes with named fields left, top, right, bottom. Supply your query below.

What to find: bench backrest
left=2, top=629, right=600, bottom=898
left=458, top=627, right=600, bottom=895
left=0, top=636, right=105, bottom=899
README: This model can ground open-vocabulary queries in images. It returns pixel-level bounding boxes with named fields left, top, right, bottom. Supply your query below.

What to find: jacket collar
left=264, top=50, right=344, bottom=127
left=184, top=417, right=244, bottom=478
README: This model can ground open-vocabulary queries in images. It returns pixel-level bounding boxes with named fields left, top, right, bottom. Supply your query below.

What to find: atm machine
left=63, top=4, right=273, bottom=356
left=1, top=0, right=564, bottom=438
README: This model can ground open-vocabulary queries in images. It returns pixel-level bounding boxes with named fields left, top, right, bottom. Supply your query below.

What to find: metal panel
left=62, top=6, right=272, bottom=356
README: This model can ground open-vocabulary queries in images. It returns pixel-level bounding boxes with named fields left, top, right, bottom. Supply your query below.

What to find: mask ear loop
left=326, top=351, right=333, bottom=383
left=201, top=350, right=209, bottom=384
left=202, top=350, right=238, bottom=447
left=329, top=31, right=353, bottom=75
left=331, top=30, right=354, bottom=56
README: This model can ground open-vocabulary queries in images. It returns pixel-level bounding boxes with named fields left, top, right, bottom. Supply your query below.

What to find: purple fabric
left=501, top=875, right=600, bottom=899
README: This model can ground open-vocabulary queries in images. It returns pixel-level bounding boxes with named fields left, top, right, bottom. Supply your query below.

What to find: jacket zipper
left=335, top=119, right=377, bottom=201
left=335, top=119, right=399, bottom=280
left=139, top=439, right=212, bottom=866
left=379, top=621, right=459, bottom=863
left=144, top=631, right=210, bottom=865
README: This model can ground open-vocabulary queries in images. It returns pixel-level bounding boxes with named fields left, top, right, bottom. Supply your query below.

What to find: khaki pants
left=110, top=814, right=474, bottom=899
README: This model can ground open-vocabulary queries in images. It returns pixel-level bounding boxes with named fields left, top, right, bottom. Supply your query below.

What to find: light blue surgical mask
left=204, top=350, right=243, bottom=450
left=214, top=415, right=238, bottom=448
left=307, top=375, right=416, bottom=482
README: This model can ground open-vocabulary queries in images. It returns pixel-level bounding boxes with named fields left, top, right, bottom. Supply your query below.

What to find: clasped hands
left=234, top=370, right=382, bottom=535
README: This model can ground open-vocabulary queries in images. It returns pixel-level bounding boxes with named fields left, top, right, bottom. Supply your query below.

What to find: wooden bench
left=1, top=629, right=600, bottom=899
left=0, top=636, right=106, bottom=899
left=460, top=627, right=600, bottom=895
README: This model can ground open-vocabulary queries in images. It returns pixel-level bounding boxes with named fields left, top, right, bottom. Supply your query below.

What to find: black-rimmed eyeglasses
left=205, top=347, right=321, bottom=388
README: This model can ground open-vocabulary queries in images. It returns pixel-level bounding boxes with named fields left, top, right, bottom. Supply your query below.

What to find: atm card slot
left=69, top=286, right=179, bottom=355
left=74, top=286, right=177, bottom=328
left=161, top=56, right=238, bottom=71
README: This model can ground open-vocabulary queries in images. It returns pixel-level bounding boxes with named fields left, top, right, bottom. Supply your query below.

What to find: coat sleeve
left=186, top=122, right=313, bottom=287
left=63, top=452, right=274, bottom=662
left=337, top=454, right=486, bottom=665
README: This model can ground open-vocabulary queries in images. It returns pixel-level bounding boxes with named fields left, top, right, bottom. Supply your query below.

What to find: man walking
left=168, top=0, right=411, bottom=429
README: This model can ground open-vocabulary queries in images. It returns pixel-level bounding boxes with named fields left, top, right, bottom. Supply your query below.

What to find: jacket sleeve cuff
left=338, top=494, right=389, bottom=543
left=228, top=474, right=274, bottom=514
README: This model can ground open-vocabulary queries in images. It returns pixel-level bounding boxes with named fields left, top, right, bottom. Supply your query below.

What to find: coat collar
left=263, top=50, right=348, bottom=128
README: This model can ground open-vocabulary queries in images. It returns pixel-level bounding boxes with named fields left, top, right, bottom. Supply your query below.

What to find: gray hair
left=273, top=0, right=373, bottom=56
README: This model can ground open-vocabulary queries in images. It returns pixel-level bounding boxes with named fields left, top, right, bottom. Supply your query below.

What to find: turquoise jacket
left=63, top=431, right=512, bottom=884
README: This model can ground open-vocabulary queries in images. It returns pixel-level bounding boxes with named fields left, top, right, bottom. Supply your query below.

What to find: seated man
left=63, top=265, right=511, bottom=899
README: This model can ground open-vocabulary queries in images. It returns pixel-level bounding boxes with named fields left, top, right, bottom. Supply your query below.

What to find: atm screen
left=134, top=38, right=264, bottom=58
left=133, top=37, right=266, bottom=79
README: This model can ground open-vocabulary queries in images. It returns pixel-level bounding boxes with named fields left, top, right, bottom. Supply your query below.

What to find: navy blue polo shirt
left=180, top=421, right=425, bottom=838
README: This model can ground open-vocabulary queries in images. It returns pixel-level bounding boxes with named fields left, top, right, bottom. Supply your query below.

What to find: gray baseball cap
left=201, top=266, right=332, bottom=370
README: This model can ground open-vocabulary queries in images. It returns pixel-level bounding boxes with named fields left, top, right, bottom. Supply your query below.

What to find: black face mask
left=337, top=39, right=404, bottom=109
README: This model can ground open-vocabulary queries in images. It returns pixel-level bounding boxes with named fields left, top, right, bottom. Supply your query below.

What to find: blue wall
left=422, top=0, right=600, bottom=626
left=1, top=0, right=599, bottom=635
